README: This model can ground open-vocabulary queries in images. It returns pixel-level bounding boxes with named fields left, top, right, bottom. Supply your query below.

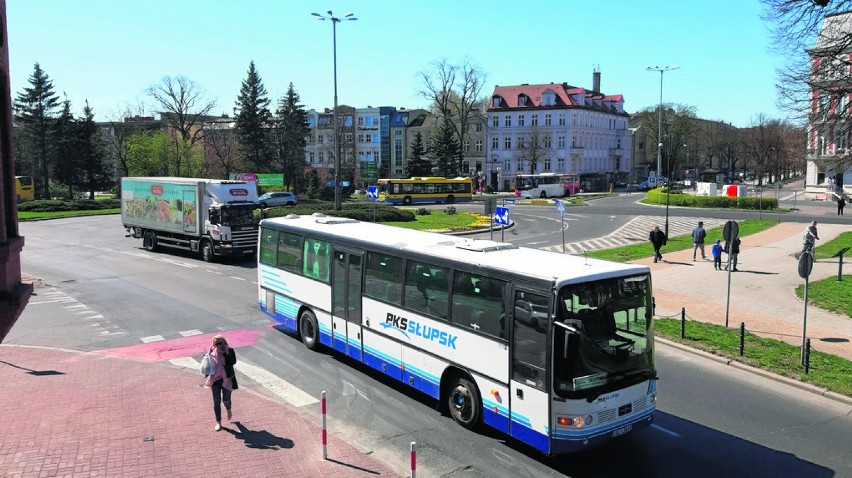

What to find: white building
left=486, top=74, right=631, bottom=192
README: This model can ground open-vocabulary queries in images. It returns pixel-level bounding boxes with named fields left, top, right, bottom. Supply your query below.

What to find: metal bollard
left=410, top=441, right=417, bottom=478
left=804, top=339, right=811, bottom=374
left=739, top=322, right=745, bottom=356
left=681, top=307, right=686, bottom=339
left=321, top=390, right=328, bottom=460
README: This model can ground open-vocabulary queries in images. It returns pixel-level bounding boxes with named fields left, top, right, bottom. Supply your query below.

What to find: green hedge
left=263, top=203, right=415, bottom=222
left=646, top=188, right=778, bottom=210
left=17, top=199, right=122, bottom=212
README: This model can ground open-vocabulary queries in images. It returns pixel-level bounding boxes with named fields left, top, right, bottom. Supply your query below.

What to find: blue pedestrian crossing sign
left=555, top=199, right=565, bottom=216
left=367, top=185, right=379, bottom=200
left=494, top=206, right=510, bottom=226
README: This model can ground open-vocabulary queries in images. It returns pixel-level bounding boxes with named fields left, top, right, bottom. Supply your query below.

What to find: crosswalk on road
left=541, top=215, right=729, bottom=255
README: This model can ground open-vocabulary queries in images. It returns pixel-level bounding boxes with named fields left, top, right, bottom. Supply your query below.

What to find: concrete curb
left=656, top=338, right=852, bottom=407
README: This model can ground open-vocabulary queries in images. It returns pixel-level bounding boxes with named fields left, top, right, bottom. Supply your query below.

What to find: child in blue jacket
left=711, top=239, right=724, bottom=270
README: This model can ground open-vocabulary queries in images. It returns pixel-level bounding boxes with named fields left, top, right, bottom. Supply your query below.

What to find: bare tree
left=515, top=125, right=549, bottom=175
left=203, top=119, right=242, bottom=180
left=418, top=59, right=487, bottom=173
left=146, top=76, right=216, bottom=176
left=763, top=0, right=852, bottom=173
left=104, top=102, right=148, bottom=190
left=740, top=114, right=804, bottom=185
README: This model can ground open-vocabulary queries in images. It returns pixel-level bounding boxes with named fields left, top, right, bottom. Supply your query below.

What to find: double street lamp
left=647, top=65, right=679, bottom=237
left=312, top=10, right=357, bottom=211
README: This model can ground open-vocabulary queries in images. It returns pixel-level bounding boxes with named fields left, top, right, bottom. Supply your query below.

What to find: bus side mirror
left=554, top=321, right=579, bottom=334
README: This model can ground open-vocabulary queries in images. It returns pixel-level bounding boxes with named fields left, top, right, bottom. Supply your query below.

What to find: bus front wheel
left=447, top=377, right=481, bottom=429
left=299, top=309, right=320, bottom=351
left=403, top=196, right=412, bottom=205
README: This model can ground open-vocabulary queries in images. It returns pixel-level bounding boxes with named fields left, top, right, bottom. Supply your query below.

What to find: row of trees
left=633, top=104, right=805, bottom=185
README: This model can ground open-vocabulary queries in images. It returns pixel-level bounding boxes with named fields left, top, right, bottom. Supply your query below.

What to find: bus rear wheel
left=446, top=195, right=455, bottom=204
left=403, top=196, right=412, bottom=205
left=299, top=309, right=320, bottom=351
left=447, top=377, right=481, bottom=429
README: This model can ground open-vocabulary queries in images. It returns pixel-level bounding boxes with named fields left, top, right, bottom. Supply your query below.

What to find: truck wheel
left=540, top=191, right=548, bottom=198
left=299, top=309, right=320, bottom=350
left=143, top=231, right=157, bottom=252
left=200, top=240, right=215, bottom=263
left=447, top=376, right=481, bottom=429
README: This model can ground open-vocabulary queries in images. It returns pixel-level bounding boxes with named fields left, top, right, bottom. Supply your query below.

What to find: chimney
left=593, top=67, right=601, bottom=92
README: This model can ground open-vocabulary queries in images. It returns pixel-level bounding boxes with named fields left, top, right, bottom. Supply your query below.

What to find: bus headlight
left=650, top=392, right=657, bottom=404
left=556, top=415, right=592, bottom=428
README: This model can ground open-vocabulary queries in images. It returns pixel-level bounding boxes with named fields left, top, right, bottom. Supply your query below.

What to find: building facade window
left=318, top=134, right=324, bottom=144
left=504, top=137, right=512, bottom=149
left=476, top=140, right=482, bottom=152
left=309, top=152, right=315, bottom=164
left=492, top=137, right=499, bottom=149
left=394, top=138, right=403, bottom=160
left=358, top=117, right=364, bottom=126
left=557, top=158, right=564, bottom=170
left=558, top=113, right=565, bottom=126
left=518, top=115, right=525, bottom=127
left=318, top=151, right=325, bottom=164
left=543, top=136, right=552, bottom=148
left=492, top=115, right=499, bottom=128
left=531, top=114, right=538, bottom=126
left=476, top=123, right=482, bottom=132
left=545, top=113, right=552, bottom=126
left=463, top=140, right=470, bottom=152
left=558, top=135, right=565, bottom=148
left=505, top=115, right=512, bottom=127
left=544, top=157, right=551, bottom=170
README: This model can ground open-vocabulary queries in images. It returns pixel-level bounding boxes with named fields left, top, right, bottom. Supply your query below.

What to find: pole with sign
left=493, top=206, right=510, bottom=242
left=798, top=250, right=814, bottom=365
left=555, top=199, right=566, bottom=253
left=367, top=185, right=379, bottom=222
left=723, top=220, right=739, bottom=328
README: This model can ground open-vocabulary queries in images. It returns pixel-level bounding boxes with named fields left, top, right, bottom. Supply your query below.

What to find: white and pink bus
left=516, top=173, right=581, bottom=198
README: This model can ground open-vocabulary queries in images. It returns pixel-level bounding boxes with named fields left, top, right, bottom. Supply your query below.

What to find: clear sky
left=8, top=1, right=788, bottom=128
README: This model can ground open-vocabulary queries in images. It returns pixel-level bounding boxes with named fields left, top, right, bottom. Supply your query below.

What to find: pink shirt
left=203, top=347, right=232, bottom=390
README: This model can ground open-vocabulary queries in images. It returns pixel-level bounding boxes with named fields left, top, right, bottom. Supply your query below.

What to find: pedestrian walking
left=711, top=239, right=724, bottom=270
left=724, top=237, right=741, bottom=271
left=838, top=196, right=846, bottom=216
left=692, top=221, right=707, bottom=261
left=802, top=220, right=819, bottom=254
left=649, top=226, right=667, bottom=263
left=204, top=334, right=238, bottom=431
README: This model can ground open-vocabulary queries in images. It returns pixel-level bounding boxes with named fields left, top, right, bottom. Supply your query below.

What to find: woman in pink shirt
left=204, top=334, right=238, bottom=431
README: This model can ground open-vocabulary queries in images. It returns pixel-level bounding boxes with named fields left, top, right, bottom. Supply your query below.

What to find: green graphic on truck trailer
left=122, top=179, right=198, bottom=234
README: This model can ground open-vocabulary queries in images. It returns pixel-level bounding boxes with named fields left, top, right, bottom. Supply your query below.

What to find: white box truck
left=121, top=177, right=262, bottom=262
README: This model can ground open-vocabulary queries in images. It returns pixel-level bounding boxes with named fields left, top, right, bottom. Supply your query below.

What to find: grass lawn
left=795, top=276, right=852, bottom=318
left=587, top=218, right=778, bottom=262
left=384, top=210, right=488, bottom=231
left=813, top=231, right=852, bottom=260
left=656, top=319, right=852, bottom=397
left=18, top=209, right=121, bottom=220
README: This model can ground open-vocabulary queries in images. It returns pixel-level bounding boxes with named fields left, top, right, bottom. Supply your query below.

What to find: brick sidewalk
left=0, top=345, right=400, bottom=478
left=637, top=221, right=852, bottom=361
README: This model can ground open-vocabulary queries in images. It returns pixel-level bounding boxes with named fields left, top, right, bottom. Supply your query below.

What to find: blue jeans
left=211, top=377, right=232, bottom=422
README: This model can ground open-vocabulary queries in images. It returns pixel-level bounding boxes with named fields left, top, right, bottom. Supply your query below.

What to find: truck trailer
left=121, top=177, right=262, bottom=262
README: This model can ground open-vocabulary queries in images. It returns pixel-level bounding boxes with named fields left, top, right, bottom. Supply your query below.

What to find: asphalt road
left=8, top=211, right=852, bottom=477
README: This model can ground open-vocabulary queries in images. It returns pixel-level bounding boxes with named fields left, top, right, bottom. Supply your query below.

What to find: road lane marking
left=236, top=359, right=319, bottom=407
left=179, top=329, right=203, bottom=337
left=651, top=423, right=680, bottom=437
left=140, top=335, right=164, bottom=343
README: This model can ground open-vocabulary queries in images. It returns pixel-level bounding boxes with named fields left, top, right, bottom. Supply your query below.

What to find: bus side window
left=302, top=238, right=330, bottom=283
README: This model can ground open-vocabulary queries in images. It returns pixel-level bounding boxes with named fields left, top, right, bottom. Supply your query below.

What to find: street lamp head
left=311, top=12, right=322, bottom=17
left=327, top=9, right=333, bottom=15
left=344, top=12, right=355, bottom=18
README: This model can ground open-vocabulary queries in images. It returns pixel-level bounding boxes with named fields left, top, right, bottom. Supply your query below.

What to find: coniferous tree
left=405, top=132, right=432, bottom=177
left=77, top=101, right=112, bottom=199
left=234, top=61, right=271, bottom=171
left=271, top=83, right=309, bottom=193
left=430, top=118, right=460, bottom=177
left=52, top=98, right=79, bottom=198
left=15, top=63, right=60, bottom=199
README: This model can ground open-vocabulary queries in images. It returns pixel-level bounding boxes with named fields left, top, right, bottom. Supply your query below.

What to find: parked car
left=638, top=177, right=668, bottom=191
left=258, top=191, right=298, bottom=207
left=514, top=299, right=549, bottom=331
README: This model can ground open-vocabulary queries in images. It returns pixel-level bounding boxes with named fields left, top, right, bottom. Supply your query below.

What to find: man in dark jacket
left=724, top=237, right=741, bottom=271
left=649, top=226, right=667, bottom=263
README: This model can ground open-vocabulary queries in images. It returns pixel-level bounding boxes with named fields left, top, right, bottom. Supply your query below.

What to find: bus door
left=331, top=248, right=364, bottom=361
left=509, top=288, right=551, bottom=453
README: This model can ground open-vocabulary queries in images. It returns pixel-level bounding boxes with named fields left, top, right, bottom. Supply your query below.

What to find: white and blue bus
left=257, top=213, right=656, bottom=454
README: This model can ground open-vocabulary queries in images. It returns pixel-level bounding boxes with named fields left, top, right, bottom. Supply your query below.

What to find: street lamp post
left=312, top=10, right=357, bottom=211
left=647, top=65, right=679, bottom=238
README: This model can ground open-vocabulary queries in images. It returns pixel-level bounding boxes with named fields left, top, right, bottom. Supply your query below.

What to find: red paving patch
left=95, top=327, right=265, bottom=361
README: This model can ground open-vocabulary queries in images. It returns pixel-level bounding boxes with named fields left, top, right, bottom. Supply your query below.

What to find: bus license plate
left=612, top=424, right=632, bottom=438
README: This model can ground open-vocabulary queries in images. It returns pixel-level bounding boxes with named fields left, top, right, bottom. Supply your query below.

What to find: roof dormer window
left=518, top=95, right=527, bottom=106
left=541, top=90, right=556, bottom=106
left=492, top=97, right=502, bottom=107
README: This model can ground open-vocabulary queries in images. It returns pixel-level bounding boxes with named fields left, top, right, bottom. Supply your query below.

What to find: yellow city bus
left=378, top=177, right=472, bottom=205
left=15, top=176, right=34, bottom=202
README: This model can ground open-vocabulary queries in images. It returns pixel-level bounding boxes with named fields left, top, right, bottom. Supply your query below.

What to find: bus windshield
left=553, top=274, right=654, bottom=398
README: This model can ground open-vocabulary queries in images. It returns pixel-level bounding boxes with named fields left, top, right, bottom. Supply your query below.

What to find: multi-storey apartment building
left=807, top=11, right=852, bottom=199
left=486, top=74, right=631, bottom=192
